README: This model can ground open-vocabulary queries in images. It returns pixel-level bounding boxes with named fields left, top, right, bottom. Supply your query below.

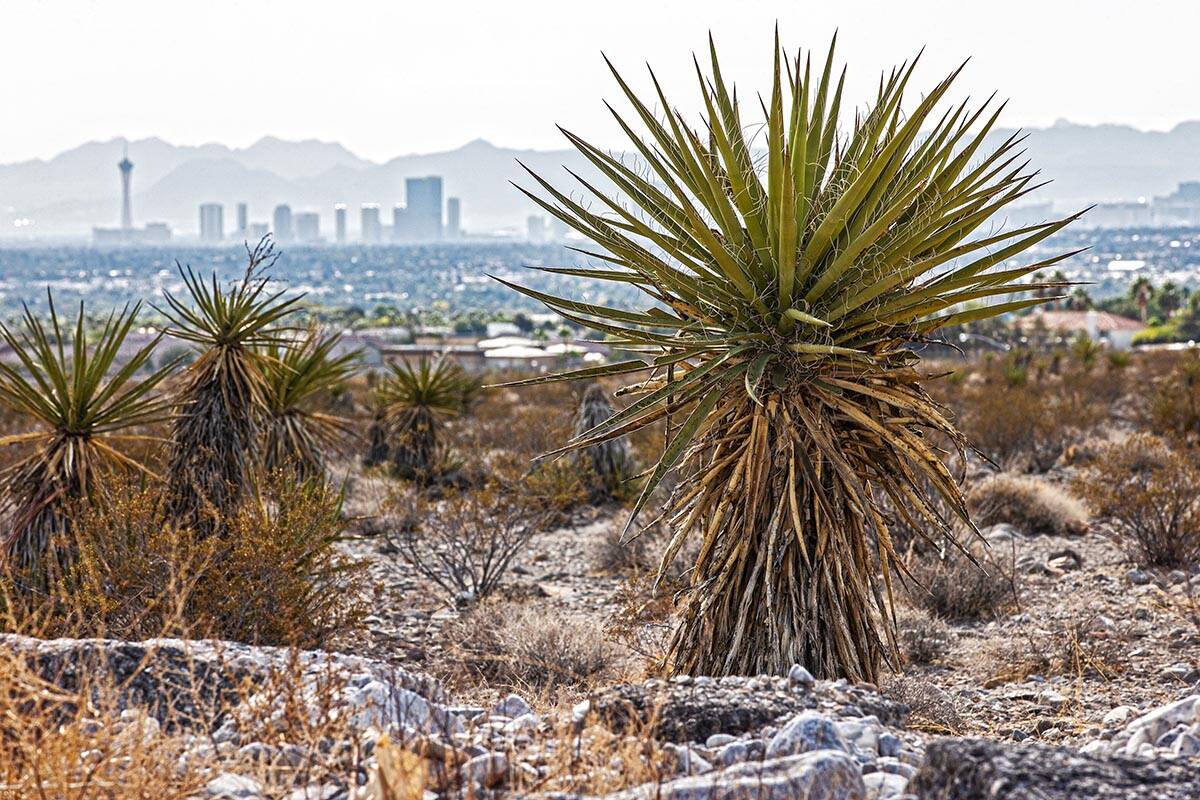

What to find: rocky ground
left=6, top=634, right=1200, bottom=799
left=7, top=460, right=1200, bottom=797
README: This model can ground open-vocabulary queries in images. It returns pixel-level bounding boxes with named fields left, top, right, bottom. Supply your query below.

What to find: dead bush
left=956, top=380, right=1096, bottom=472
left=1074, top=433, right=1200, bottom=568
left=389, top=485, right=549, bottom=604
left=895, top=607, right=955, bottom=666
left=881, top=675, right=965, bottom=734
left=968, top=473, right=1088, bottom=537
left=902, top=544, right=1018, bottom=621
left=591, top=522, right=653, bottom=574
left=441, top=601, right=622, bottom=692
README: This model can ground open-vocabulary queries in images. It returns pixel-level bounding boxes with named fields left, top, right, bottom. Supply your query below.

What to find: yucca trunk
left=364, top=409, right=391, bottom=467
left=263, top=413, right=323, bottom=482
left=391, top=408, right=437, bottom=482
left=574, top=384, right=632, bottom=501
left=165, top=347, right=261, bottom=535
left=3, top=445, right=83, bottom=575
left=665, top=395, right=886, bottom=680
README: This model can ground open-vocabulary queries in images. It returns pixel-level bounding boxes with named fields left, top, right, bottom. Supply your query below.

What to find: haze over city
left=3, top=0, right=1199, bottom=163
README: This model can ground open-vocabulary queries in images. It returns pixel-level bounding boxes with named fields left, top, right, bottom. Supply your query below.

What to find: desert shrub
left=442, top=601, right=621, bottom=691
left=967, top=473, right=1087, bottom=537
left=902, top=544, right=1017, bottom=621
left=1142, top=355, right=1200, bottom=444
left=591, top=522, right=653, bottom=574
left=895, top=607, right=955, bottom=666
left=881, top=675, right=965, bottom=734
left=987, top=615, right=1125, bottom=685
left=1074, top=433, right=1200, bottom=568
left=4, top=476, right=366, bottom=647
left=390, top=485, right=549, bottom=603
left=954, top=365, right=1108, bottom=472
left=493, top=452, right=589, bottom=527
left=956, top=382, right=1069, bottom=471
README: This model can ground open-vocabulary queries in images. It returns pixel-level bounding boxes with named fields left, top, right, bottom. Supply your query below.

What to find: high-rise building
left=334, top=204, right=347, bottom=245
left=199, top=203, right=224, bottom=243
left=526, top=214, right=546, bottom=243
left=446, top=197, right=462, bottom=239
left=118, top=145, right=134, bottom=232
left=404, top=176, right=443, bottom=241
left=361, top=204, right=382, bottom=243
left=294, top=212, right=320, bottom=243
left=272, top=204, right=293, bottom=242
left=549, top=217, right=569, bottom=242
left=247, top=222, right=269, bottom=241
left=236, top=203, right=249, bottom=238
left=392, top=205, right=411, bottom=242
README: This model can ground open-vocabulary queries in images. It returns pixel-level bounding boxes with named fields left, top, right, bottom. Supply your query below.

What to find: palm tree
left=0, top=296, right=175, bottom=571
left=261, top=327, right=360, bottom=481
left=157, top=238, right=302, bottom=534
left=376, top=357, right=476, bottom=483
left=498, top=34, right=1080, bottom=680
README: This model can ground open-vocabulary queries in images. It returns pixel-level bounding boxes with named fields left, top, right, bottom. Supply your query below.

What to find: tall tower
left=118, top=143, right=134, bottom=231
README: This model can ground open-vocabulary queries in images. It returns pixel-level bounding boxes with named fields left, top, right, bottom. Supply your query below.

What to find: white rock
left=604, top=749, right=863, bottom=800
left=788, top=664, right=816, bottom=687
left=766, top=711, right=847, bottom=758
left=1127, top=695, right=1199, bottom=741
left=461, top=752, right=509, bottom=788
left=206, top=773, right=263, bottom=799
left=863, top=770, right=909, bottom=800
left=1172, top=732, right=1200, bottom=757
left=493, top=693, right=533, bottom=718
left=1102, top=706, right=1136, bottom=726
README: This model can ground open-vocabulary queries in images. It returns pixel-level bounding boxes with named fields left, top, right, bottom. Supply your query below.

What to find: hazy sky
left=2, top=0, right=1197, bottom=164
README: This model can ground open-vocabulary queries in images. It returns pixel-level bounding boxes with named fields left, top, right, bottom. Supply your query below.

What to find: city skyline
left=2, top=1, right=1199, bottom=166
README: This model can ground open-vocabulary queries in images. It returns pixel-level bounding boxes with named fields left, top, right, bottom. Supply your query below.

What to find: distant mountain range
left=5, top=120, right=1200, bottom=239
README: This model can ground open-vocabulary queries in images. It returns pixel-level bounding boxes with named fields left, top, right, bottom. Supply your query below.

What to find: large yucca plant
left=261, top=327, right=359, bottom=481
left=0, top=296, right=174, bottom=571
left=157, top=238, right=302, bottom=534
left=376, top=357, right=475, bottom=483
left=500, top=35, right=1081, bottom=681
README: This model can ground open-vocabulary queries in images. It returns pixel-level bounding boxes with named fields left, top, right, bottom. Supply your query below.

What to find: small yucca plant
left=260, top=327, right=359, bottom=481
left=0, top=296, right=174, bottom=572
left=573, top=383, right=634, bottom=501
left=157, top=238, right=302, bottom=534
left=501, top=34, right=1081, bottom=680
left=376, top=357, right=475, bottom=483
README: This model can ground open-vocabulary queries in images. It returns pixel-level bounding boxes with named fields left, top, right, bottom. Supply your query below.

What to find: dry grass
left=902, top=543, right=1019, bottom=622
left=968, top=473, right=1088, bottom=537
left=0, top=627, right=369, bottom=799
left=438, top=601, right=626, bottom=695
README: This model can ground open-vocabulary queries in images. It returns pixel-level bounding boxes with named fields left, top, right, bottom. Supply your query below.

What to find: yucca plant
left=260, top=327, right=360, bottom=481
left=376, top=357, right=475, bottom=483
left=499, top=35, right=1081, bottom=680
left=573, top=383, right=634, bottom=501
left=157, top=238, right=302, bottom=534
left=0, top=296, right=174, bottom=572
